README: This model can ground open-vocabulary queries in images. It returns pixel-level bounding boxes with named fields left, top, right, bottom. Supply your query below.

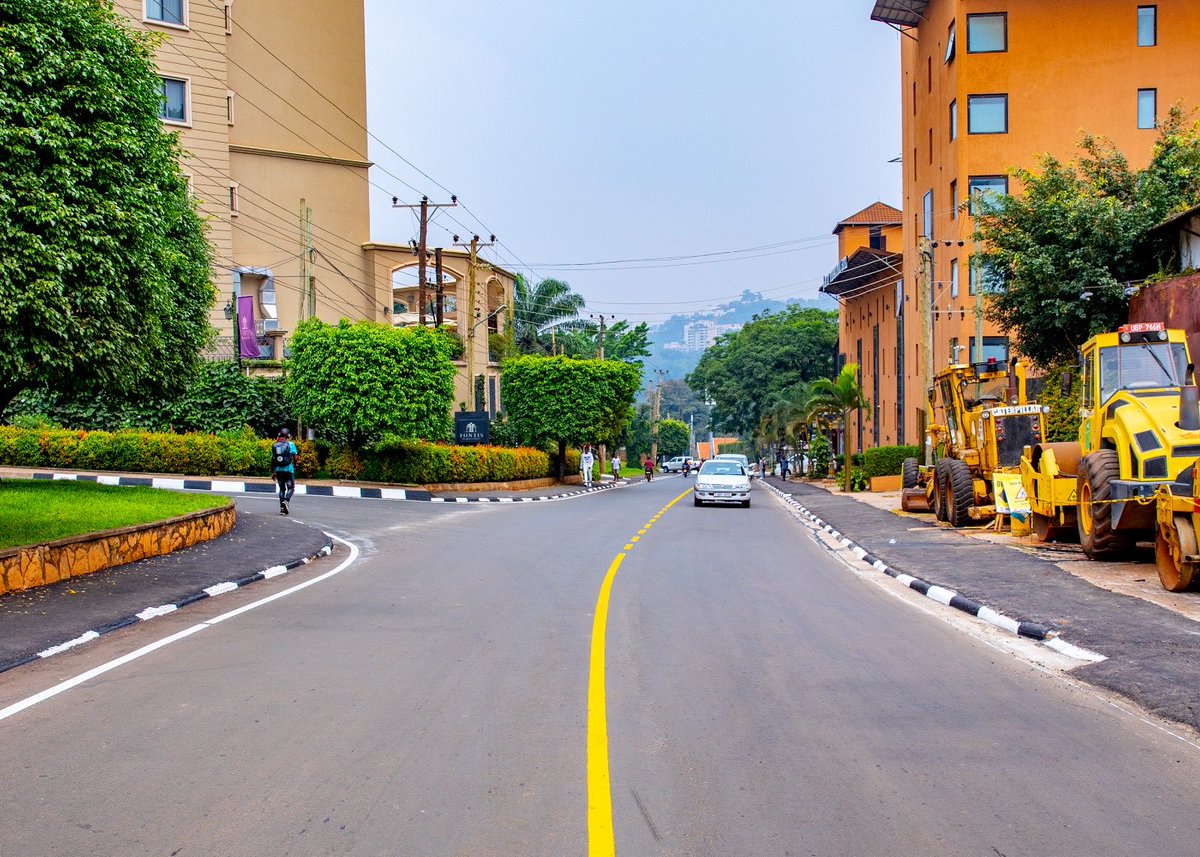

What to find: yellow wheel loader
left=900, top=358, right=1048, bottom=527
left=1020, top=322, right=1200, bottom=591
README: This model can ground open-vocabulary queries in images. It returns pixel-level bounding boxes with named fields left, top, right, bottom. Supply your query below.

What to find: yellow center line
left=587, top=487, right=693, bottom=856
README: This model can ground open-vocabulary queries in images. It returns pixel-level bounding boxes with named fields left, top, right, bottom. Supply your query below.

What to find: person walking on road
left=580, top=444, right=595, bottom=487
left=272, top=428, right=298, bottom=515
left=611, top=453, right=621, bottom=481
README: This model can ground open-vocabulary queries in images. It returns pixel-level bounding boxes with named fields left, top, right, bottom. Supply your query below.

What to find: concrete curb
left=25, top=471, right=624, bottom=503
left=0, top=538, right=335, bottom=676
left=763, top=483, right=1106, bottom=663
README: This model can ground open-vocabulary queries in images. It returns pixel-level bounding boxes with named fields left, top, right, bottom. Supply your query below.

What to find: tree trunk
left=842, top=412, right=852, bottom=493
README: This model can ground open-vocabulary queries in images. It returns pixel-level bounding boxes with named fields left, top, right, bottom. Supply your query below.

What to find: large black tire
left=944, top=458, right=974, bottom=528
left=901, top=457, right=919, bottom=490
left=1077, top=450, right=1132, bottom=559
left=933, top=459, right=949, bottom=522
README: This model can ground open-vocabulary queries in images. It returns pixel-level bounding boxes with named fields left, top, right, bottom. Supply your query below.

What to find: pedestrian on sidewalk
left=580, top=444, right=595, bottom=487
left=780, top=454, right=791, bottom=481
left=272, top=428, right=298, bottom=515
left=611, top=453, right=621, bottom=480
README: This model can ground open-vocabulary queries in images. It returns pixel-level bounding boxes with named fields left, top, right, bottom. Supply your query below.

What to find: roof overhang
left=870, top=0, right=930, bottom=28
left=820, top=248, right=903, bottom=298
left=1151, top=203, right=1200, bottom=236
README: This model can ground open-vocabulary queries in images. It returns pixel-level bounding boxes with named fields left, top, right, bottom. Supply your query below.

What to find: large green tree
left=686, top=306, right=839, bottom=436
left=0, top=0, right=214, bottom=421
left=286, top=319, right=455, bottom=448
left=976, top=107, right=1200, bottom=367
left=501, top=355, right=640, bottom=480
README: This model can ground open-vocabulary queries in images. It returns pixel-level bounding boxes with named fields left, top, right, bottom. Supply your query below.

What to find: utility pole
left=974, top=232, right=984, bottom=364
left=454, top=233, right=496, bottom=411
left=393, top=194, right=456, bottom=325
left=590, top=313, right=614, bottom=359
left=298, top=199, right=314, bottom=322
left=919, top=234, right=935, bottom=465
left=434, top=247, right=445, bottom=326
left=649, top=369, right=666, bottom=467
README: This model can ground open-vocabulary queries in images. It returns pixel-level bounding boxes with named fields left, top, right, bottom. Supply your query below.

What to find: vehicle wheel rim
left=1079, top=482, right=1093, bottom=537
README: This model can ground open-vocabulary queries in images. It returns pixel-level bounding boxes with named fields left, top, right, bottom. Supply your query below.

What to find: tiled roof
left=871, top=0, right=930, bottom=28
left=833, top=202, right=902, bottom=234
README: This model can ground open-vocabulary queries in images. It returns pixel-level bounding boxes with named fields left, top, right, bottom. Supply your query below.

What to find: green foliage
left=657, top=418, right=689, bottom=458
left=0, top=426, right=318, bottom=477
left=501, top=355, right=640, bottom=478
left=862, top=445, right=922, bottom=478
left=7, top=361, right=289, bottom=436
left=849, top=468, right=869, bottom=492
left=511, top=275, right=587, bottom=355
left=1037, top=365, right=1082, bottom=443
left=0, top=0, right=215, bottom=421
left=811, top=364, right=872, bottom=492
left=286, top=319, right=455, bottom=448
left=0, top=480, right=229, bottom=551
left=687, top=306, right=839, bottom=436
left=976, top=107, right=1200, bottom=368
left=348, top=437, right=551, bottom=484
left=808, top=433, right=832, bottom=478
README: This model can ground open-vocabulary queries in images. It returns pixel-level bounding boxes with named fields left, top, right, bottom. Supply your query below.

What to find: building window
left=950, top=179, right=959, bottom=219
left=224, top=0, right=233, bottom=34
left=226, top=91, right=235, bottom=125
left=950, top=258, right=959, bottom=298
left=970, top=256, right=1005, bottom=295
left=1138, top=88, right=1157, bottom=129
left=1137, top=6, right=1156, bottom=47
left=869, top=225, right=886, bottom=251
left=229, top=183, right=240, bottom=216
left=158, top=77, right=187, bottom=124
left=966, top=13, right=1007, bottom=53
left=968, top=94, right=1008, bottom=134
left=927, top=56, right=932, bottom=92
left=146, top=0, right=185, bottom=26
left=928, top=127, right=933, bottom=164
left=949, top=336, right=961, bottom=365
left=923, top=190, right=934, bottom=240
left=949, top=99, right=958, bottom=141
left=968, top=175, right=1008, bottom=215
left=945, top=19, right=957, bottom=63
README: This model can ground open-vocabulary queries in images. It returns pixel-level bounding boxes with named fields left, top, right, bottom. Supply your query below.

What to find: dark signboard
left=454, top=411, right=490, bottom=445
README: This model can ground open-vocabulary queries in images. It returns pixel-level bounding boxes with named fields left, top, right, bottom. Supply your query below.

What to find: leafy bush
left=354, top=437, right=550, bottom=484
left=863, top=445, right=922, bottom=478
left=0, top=426, right=314, bottom=478
left=850, top=467, right=869, bottom=492
left=808, top=434, right=832, bottom=477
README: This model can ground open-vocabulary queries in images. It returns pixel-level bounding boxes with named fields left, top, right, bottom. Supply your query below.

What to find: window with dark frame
left=950, top=259, right=959, bottom=299
left=923, top=190, right=934, bottom=240
left=945, top=19, right=957, bottom=63
left=968, top=94, right=1008, bottom=134
left=949, top=99, right=958, bottom=141
left=1137, top=6, right=1156, bottom=47
left=1138, top=88, right=1157, bottom=129
left=950, top=179, right=958, bottom=219
left=966, top=13, right=1007, bottom=53
left=968, top=175, right=1008, bottom=216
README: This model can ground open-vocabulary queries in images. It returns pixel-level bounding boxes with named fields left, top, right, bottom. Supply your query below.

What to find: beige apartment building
left=117, top=0, right=511, bottom=414
left=869, top=0, right=1200, bottom=446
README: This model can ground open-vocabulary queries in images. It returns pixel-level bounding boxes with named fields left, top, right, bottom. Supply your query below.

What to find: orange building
left=820, top=203, right=904, bottom=451
left=870, top=0, right=1200, bottom=445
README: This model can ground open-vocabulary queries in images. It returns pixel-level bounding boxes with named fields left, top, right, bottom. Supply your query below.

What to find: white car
left=662, top=456, right=691, bottom=473
left=693, top=458, right=752, bottom=507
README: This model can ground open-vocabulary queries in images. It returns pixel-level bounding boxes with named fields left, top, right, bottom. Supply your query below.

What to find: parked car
left=662, top=456, right=691, bottom=473
left=693, top=458, right=752, bottom=508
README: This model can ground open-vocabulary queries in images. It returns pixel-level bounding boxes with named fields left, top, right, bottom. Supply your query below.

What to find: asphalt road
left=2, top=477, right=1200, bottom=855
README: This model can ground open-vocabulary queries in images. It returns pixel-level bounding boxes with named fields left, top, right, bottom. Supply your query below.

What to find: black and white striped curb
left=764, top=484, right=1106, bottom=663
left=27, top=471, right=622, bottom=503
left=0, top=540, right=335, bottom=676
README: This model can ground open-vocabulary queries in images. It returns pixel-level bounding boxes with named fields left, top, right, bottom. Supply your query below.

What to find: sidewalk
left=761, top=475, right=1200, bottom=733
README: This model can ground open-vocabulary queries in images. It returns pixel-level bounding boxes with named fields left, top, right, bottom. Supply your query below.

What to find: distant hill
left=640, top=290, right=836, bottom=388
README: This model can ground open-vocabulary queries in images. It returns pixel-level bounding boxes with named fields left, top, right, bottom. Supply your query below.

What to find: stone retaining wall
left=0, top=503, right=235, bottom=596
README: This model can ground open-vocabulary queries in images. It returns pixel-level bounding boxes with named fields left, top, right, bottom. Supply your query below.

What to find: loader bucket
left=901, top=487, right=933, bottom=512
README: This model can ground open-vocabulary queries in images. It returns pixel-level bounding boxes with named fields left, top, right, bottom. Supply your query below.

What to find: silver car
left=693, top=458, right=752, bottom=508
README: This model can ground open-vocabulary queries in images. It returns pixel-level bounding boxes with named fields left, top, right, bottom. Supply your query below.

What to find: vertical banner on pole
left=237, top=295, right=258, bottom=359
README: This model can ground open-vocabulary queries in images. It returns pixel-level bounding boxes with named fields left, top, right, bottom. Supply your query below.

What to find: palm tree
left=810, top=364, right=872, bottom=493
left=511, top=275, right=586, bottom=355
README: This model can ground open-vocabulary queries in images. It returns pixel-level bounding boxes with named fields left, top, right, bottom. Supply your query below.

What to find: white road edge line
left=0, top=533, right=360, bottom=723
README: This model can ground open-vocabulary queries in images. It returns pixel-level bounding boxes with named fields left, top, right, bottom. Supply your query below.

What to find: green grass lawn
left=0, top=480, right=231, bottom=551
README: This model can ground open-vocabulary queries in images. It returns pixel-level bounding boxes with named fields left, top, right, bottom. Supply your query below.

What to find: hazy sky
left=362, top=2, right=902, bottom=327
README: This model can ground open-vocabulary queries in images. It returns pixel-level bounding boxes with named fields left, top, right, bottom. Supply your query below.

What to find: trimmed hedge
left=862, top=445, right=921, bottom=478
left=328, top=437, right=551, bottom=484
left=0, top=427, right=317, bottom=478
